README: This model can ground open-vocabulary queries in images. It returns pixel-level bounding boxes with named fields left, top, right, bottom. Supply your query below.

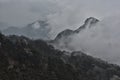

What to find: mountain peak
left=2, top=20, right=50, bottom=40
left=75, top=17, right=99, bottom=33
left=84, top=17, right=99, bottom=26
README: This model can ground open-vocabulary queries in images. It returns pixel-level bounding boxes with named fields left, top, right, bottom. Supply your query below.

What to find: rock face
left=0, top=32, right=120, bottom=80
left=2, top=20, right=51, bottom=40
left=50, top=17, right=99, bottom=50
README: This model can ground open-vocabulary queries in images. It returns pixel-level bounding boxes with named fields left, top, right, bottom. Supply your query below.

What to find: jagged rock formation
left=0, top=33, right=120, bottom=80
left=75, top=17, right=99, bottom=33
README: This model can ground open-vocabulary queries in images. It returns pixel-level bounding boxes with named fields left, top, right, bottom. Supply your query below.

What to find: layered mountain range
left=1, top=17, right=120, bottom=80
left=1, top=17, right=98, bottom=42
left=2, top=17, right=120, bottom=65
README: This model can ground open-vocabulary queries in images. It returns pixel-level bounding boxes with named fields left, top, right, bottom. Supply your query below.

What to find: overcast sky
left=0, top=0, right=120, bottom=28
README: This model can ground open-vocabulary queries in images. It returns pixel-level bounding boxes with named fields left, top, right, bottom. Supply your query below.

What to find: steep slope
left=50, top=17, right=99, bottom=50
left=0, top=33, right=120, bottom=80
left=2, top=20, right=51, bottom=40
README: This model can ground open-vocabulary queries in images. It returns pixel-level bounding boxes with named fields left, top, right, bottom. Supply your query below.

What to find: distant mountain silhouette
left=2, top=20, right=51, bottom=40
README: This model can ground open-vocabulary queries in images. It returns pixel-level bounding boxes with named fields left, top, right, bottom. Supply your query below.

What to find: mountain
left=50, top=17, right=99, bottom=50
left=0, top=32, right=120, bottom=80
left=2, top=20, right=51, bottom=40
left=55, top=17, right=99, bottom=40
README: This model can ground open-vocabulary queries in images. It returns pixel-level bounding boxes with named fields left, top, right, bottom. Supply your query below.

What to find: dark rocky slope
left=0, top=33, right=120, bottom=80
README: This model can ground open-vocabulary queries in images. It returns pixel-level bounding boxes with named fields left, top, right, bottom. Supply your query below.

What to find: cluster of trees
left=0, top=33, right=120, bottom=80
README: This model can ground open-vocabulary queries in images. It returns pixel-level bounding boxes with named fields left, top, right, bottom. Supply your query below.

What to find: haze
left=1, top=0, right=120, bottom=65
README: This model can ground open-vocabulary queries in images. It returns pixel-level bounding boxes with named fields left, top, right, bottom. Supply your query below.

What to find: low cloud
left=67, top=15, right=120, bottom=65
